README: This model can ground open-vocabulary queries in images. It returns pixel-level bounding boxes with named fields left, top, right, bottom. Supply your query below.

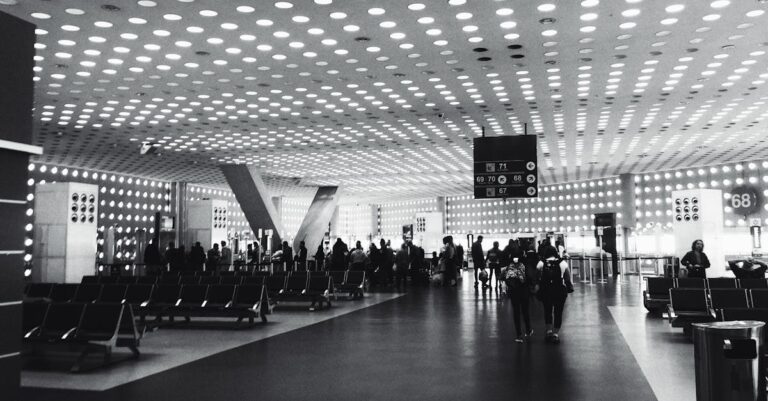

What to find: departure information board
left=473, top=135, right=538, bottom=199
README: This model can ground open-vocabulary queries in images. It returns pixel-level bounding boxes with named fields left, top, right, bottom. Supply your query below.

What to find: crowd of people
left=463, top=235, right=574, bottom=344
left=143, top=239, right=265, bottom=274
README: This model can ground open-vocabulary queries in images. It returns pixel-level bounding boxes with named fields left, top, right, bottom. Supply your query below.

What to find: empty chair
left=669, top=288, right=713, bottom=329
left=231, top=285, right=268, bottom=323
left=117, top=276, right=137, bottom=285
left=751, top=289, right=768, bottom=308
left=739, top=279, right=768, bottom=289
left=158, top=275, right=181, bottom=285
left=676, top=278, right=706, bottom=289
left=179, top=275, right=200, bottom=285
left=75, top=303, right=123, bottom=342
left=338, top=271, right=366, bottom=299
left=707, top=278, right=737, bottom=289
left=25, top=283, right=54, bottom=300
left=98, top=276, right=119, bottom=284
left=219, top=276, right=243, bottom=285
left=99, top=284, right=128, bottom=304
left=329, top=271, right=347, bottom=288
left=710, top=289, right=749, bottom=309
left=281, top=276, right=308, bottom=297
left=241, top=276, right=265, bottom=285
left=35, top=303, right=85, bottom=341
left=176, top=284, right=208, bottom=311
left=266, top=276, right=286, bottom=299
left=23, top=302, right=49, bottom=337
left=204, top=285, right=236, bottom=309
left=199, top=276, right=220, bottom=285
left=136, top=276, right=158, bottom=285
left=49, top=284, right=79, bottom=302
left=124, top=284, right=154, bottom=310
left=720, top=308, right=768, bottom=324
left=73, top=284, right=102, bottom=303
left=80, top=276, right=99, bottom=284
left=643, top=277, right=675, bottom=313
left=151, top=285, right=181, bottom=308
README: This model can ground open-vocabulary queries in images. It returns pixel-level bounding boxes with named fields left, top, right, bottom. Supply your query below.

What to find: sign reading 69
left=729, top=185, right=764, bottom=216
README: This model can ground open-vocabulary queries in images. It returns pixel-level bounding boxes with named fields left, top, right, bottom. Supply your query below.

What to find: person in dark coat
left=189, top=242, right=207, bottom=271
left=314, top=244, right=325, bottom=271
left=282, top=241, right=294, bottom=270
left=331, top=238, right=349, bottom=270
left=471, top=235, right=485, bottom=288
left=680, top=239, right=711, bottom=278
left=144, top=239, right=164, bottom=275
left=206, top=243, right=220, bottom=272
left=297, top=241, right=308, bottom=270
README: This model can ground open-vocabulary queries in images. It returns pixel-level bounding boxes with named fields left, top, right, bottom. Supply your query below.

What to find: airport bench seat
left=643, top=277, right=674, bottom=313
left=336, top=271, right=366, bottom=300
left=668, top=288, right=714, bottom=329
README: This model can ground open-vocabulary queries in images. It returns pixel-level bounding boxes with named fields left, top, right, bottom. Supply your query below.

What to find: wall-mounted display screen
left=473, top=135, right=538, bottom=199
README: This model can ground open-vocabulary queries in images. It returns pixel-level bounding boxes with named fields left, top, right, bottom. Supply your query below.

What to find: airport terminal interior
left=2, top=0, right=768, bottom=400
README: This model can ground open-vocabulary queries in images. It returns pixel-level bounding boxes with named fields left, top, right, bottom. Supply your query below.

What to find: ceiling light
left=541, top=29, right=557, bottom=36
left=368, top=7, right=385, bottom=15
left=496, top=8, right=514, bottom=16
left=128, top=18, right=147, bottom=24
left=237, top=5, right=255, bottom=13
left=408, top=3, right=426, bottom=10
left=581, top=0, right=599, bottom=6
left=256, top=19, right=274, bottom=26
left=702, top=14, right=721, bottom=21
left=622, top=9, right=640, bottom=17
left=330, top=12, right=347, bottom=19
left=665, top=4, right=685, bottom=13
left=448, top=0, right=466, bottom=5
left=199, top=10, right=218, bottom=17
left=710, top=0, right=730, bottom=8
left=537, top=4, right=556, bottom=12
left=30, top=12, right=51, bottom=19
left=164, top=14, right=182, bottom=21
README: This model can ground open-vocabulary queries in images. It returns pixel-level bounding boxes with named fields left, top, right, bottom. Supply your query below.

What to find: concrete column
left=370, top=205, right=379, bottom=237
left=436, top=196, right=446, bottom=233
left=0, top=11, right=36, bottom=399
left=619, top=173, right=638, bottom=254
left=173, top=182, right=188, bottom=246
left=219, top=165, right=283, bottom=249
left=292, top=187, right=340, bottom=251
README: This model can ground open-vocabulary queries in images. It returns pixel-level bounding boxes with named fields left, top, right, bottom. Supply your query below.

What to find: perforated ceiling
left=3, top=0, right=768, bottom=202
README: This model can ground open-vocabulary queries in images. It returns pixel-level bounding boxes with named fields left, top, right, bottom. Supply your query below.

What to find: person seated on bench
left=729, top=257, right=768, bottom=279
left=680, top=239, right=710, bottom=278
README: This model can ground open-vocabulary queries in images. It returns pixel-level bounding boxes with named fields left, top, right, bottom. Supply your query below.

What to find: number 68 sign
left=729, top=185, right=763, bottom=216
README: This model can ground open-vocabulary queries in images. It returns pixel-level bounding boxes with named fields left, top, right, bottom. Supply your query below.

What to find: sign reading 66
left=729, top=185, right=763, bottom=216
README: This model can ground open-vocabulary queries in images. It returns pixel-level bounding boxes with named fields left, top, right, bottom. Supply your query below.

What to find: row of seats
left=667, top=288, right=768, bottom=330
left=643, top=277, right=768, bottom=312
left=22, top=302, right=141, bottom=372
left=25, top=282, right=270, bottom=325
left=78, top=271, right=366, bottom=299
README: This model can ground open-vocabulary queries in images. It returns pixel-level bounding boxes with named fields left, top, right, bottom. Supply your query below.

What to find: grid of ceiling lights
left=446, top=177, right=623, bottom=234
left=279, top=197, right=311, bottom=240
left=633, top=160, right=768, bottom=232
left=337, top=204, right=372, bottom=242
left=187, top=185, right=248, bottom=236
left=9, top=0, right=767, bottom=192
left=377, top=198, right=440, bottom=237
left=25, top=163, right=171, bottom=268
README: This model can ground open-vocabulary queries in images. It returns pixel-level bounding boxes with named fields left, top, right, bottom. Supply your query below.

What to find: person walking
left=537, top=247, right=574, bottom=344
left=471, top=235, right=485, bottom=288
left=443, top=236, right=457, bottom=287
left=281, top=241, right=294, bottom=271
left=504, top=256, right=533, bottom=343
left=486, top=241, right=503, bottom=289
left=395, top=243, right=410, bottom=290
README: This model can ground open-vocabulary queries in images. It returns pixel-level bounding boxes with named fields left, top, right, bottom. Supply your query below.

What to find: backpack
left=504, top=265, right=526, bottom=288
left=541, top=259, right=563, bottom=288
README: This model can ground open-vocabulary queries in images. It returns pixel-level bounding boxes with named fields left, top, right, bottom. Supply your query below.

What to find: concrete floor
left=21, top=273, right=696, bottom=401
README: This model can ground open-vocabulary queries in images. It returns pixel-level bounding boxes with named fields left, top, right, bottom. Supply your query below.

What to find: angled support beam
left=220, top=165, right=283, bottom=247
left=292, top=186, right=340, bottom=252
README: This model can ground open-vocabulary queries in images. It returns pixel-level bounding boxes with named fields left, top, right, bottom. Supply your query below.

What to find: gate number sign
left=473, top=136, right=538, bottom=199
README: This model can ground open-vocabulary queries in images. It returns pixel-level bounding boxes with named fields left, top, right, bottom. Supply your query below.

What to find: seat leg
left=71, top=347, right=90, bottom=373
left=261, top=314, right=268, bottom=323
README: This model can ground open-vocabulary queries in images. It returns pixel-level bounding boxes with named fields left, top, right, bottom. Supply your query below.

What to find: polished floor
left=22, top=273, right=692, bottom=401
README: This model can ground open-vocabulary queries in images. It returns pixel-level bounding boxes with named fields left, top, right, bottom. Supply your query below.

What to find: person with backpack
left=504, top=256, right=533, bottom=343
left=486, top=241, right=503, bottom=290
left=537, top=247, right=574, bottom=344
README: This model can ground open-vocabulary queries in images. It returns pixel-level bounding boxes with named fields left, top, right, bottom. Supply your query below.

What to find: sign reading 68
left=729, top=185, right=764, bottom=216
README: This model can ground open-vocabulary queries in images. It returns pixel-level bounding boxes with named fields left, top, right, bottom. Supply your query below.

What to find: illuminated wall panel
left=377, top=198, right=440, bottom=238
left=25, top=163, right=171, bottom=271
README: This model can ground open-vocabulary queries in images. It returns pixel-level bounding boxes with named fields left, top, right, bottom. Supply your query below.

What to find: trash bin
left=692, top=321, right=765, bottom=401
